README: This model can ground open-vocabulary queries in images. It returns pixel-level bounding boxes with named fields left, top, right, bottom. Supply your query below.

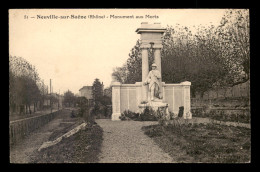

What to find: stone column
left=154, top=47, right=163, bottom=99
left=181, top=81, right=192, bottom=119
left=154, top=48, right=162, bottom=75
left=141, top=47, right=149, bottom=102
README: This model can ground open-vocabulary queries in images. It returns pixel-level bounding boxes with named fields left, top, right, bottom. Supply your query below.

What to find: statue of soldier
left=144, top=63, right=162, bottom=101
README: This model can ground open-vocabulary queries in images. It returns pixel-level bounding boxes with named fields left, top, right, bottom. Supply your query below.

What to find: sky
left=9, top=9, right=227, bottom=95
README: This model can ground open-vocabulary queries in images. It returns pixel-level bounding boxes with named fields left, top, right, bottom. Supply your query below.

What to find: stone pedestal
left=138, top=99, right=168, bottom=113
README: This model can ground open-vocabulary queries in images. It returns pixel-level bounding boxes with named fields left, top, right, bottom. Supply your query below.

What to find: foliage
left=100, top=95, right=112, bottom=106
left=103, top=86, right=112, bottom=98
left=63, top=90, right=77, bottom=107
left=76, top=96, right=88, bottom=107
left=76, top=97, right=88, bottom=117
left=120, top=108, right=159, bottom=121
left=92, top=78, right=103, bottom=104
left=215, top=9, right=250, bottom=85
left=85, top=106, right=96, bottom=125
left=140, top=107, right=158, bottom=121
left=162, top=24, right=230, bottom=96
left=119, top=110, right=139, bottom=121
left=112, top=9, right=249, bottom=96
left=111, top=40, right=143, bottom=84
left=91, top=78, right=112, bottom=118
left=112, top=64, right=129, bottom=83
left=50, top=94, right=59, bottom=107
left=125, top=40, right=143, bottom=84
left=9, top=56, right=44, bottom=114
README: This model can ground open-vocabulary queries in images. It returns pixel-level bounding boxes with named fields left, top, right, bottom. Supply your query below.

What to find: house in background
left=79, top=86, right=93, bottom=105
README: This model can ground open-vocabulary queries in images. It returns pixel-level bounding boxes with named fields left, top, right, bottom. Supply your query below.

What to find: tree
left=125, top=40, right=142, bottom=84
left=161, top=24, right=229, bottom=96
left=63, top=90, right=76, bottom=107
left=215, top=9, right=249, bottom=85
left=111, top=9, right=249, bottom=96
left=9, top=56, right=42, bottom=114
left=37, top=79, right=48, bottom=110
left=112, top=64, right=128, bottom=83
left=104, top=86, right=112, bottom=98
left=112, top=39, right=151, bottom=84
left=76, top=96, right=88, bottom=107
left=92, top=78, right=103, bottom=104
left=76, top=96, right=88, bottom=117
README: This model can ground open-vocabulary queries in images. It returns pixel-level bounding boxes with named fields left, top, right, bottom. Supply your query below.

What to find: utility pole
left=50, top=79, right=52, bottom=94
left=50, top=79, right=52, bottom=113
left=58, top=89, right=60, bottom=110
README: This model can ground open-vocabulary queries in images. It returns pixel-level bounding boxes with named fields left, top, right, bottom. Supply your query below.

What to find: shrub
left=140, top=107, right=158, bottom=121
left=169, top=112, right=177, bottom=120
left=120, top=110, right=140, bottom=121
left=119, top=114, right=129, bottom=121
left=120, top=108, right=159, bottom=121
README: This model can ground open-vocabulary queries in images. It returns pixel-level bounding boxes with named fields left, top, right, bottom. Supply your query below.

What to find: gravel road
left=96, top=119, right=174, bottom=163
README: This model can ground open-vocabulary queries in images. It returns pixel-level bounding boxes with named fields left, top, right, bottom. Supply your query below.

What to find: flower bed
left=31, top=124, right=103, bottom=163
left=142, top=123, right=251, bottom=163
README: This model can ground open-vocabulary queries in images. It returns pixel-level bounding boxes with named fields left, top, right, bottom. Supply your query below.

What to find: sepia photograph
left=9, top=8, right=250, bottom=163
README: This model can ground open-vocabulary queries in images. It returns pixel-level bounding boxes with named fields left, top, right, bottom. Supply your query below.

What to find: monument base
left=111, top=113, right=121, bottom=121
left=138, top=100, right=169, bottom=113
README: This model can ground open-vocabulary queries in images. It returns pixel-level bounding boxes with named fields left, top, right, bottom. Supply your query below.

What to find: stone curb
left=38, top=122, right=87, bottom=151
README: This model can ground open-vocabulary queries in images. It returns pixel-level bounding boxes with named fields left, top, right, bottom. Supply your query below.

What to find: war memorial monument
left=111, top=22, right=192, bottom=120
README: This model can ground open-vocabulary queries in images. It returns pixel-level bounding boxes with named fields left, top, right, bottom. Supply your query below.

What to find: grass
left=48, top=118, right=83, bottom=141
left=142, top=122, right=251, bottom=163
left=31, top=124, right=103, bottom=163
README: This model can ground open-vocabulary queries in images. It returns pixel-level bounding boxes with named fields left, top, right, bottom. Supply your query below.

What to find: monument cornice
left=111, top=82, right=121, bottom=86
left=141, top=40, right=163, bottom=43
left=136, top=28, right=166, bottom=34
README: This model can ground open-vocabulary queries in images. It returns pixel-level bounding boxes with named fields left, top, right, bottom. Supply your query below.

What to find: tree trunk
left=40, top=100, right=43, bottom=110
left=19, top=105, right=22, bottom=115
left=29, top=104, right=31, bottom=114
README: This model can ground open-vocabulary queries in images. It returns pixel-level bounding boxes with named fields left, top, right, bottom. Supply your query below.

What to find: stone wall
left=195, top=80, right=250, bottom=100
left=192, top=80, right=250, bottom=107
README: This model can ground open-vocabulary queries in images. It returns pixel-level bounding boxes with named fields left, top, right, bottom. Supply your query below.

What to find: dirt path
left=10, top=109, right=80, bottom=163
left=96, top=119, right=174, bottom=163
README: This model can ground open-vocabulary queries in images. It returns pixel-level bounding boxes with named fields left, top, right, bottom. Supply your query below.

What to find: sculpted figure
left=144, top=63, right=162, bottom=101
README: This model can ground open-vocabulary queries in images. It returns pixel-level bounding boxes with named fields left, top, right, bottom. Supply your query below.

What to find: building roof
left=79, top=86, right=92, bottom=91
